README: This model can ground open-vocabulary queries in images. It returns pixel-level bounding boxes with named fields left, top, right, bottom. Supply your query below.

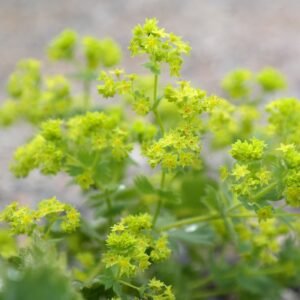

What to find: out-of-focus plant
left=206, top=67, right=288, bottom=148
left=0, top=29, right=122, bottom=126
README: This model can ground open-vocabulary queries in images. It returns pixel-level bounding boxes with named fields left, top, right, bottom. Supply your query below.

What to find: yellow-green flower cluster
left=67, top=111, right=131, bottom=160
left=266, top=98, right=300, bottom=144
left=11, top=111, right=131, bottom=190
left=145, top=277, right=175, bottom=300
left=34, top=75, right=72, bottom=121
left=11, top=133, right=64, bottom=177
left=129, top=18, right=191, bottom=77
left=230, top=138, right=266, bottom=161
left=47, top=29, right=78, bottom=60
left=236, top=218, right=287, bottom=265
left=7, top=59, right=41, bottom=98
left=222, top=67, right=287, bottom=100
left=103, top=214, right=171, bottom=278
left=0, top=197, right=80, bottom=235
left=204, top=97, right=260, bottom=148
left=230, top=165, right=272, bottom=198
left=131, top=120, right=157, bottom=143
left=47, top=29, right=121, bottom=70
left=226, top=139, right=272, bottom=198
left=0, top=59, right=41, bottom=125
left=0, top=59, right=73, bottom=126
left=164, top=81, right=209, bottom=120
left=98, top=70, right=134, bottom=97
left=257, top=205, right=274, bottom=222
left=222, top=69, right=253, bottom=99
left=227, top=139, right=300, bottom=208
left=98, top=70, right=152, bottom=116
left=277, top=143, right=300, bottom=207
left=206, top=98, right=237, bottom=147
left=144, top=122, right=202, bottom=170
left=83, top=37, right=121, bottom=69
left=257, top=67, right=287, bottom=92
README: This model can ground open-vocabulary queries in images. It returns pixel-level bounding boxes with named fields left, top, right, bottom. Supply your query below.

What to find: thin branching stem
left=152, top=171, right=166, bottom=227
left=159, top=211, right=300, bottom=231
left=152, top=74, right=165, bottom=135
left=119, top=280, right=141, bottom=292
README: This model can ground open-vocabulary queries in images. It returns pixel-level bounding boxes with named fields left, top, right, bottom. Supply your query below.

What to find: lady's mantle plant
left=0, top=18, right=300, bottom=300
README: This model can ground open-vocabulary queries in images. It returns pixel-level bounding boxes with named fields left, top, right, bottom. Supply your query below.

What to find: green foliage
left=0, top=264, right=82, bottom=300
left=1, top=18, right=300, bottom=300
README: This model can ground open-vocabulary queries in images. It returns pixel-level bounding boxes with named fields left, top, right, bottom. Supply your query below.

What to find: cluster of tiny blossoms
left=144, top=122, right=202, bottom=170
left=11, top=111, right=132, bottom=190
left=164, top=81, right=212, bottom=120
left=145, top=277, right=175, bottom=300
left=225, top=136, right=300, bottom=209
left=145, top=83, right=223, bottom=170
left=277, top=143, right=300, bottom=207
left=129, top=18, right=191, bottom=77
left=235, top=218, right=288, bottom=265
left=98, top=70, right=153, bottom=116
left=223, top=138, right=272, bottom=199
left=103, top=214, right=171, bottom=278
left=0, top=197, right=80, bottom=235
left=206, top=98, right=260, bottom=148
left=266, top=98, right=300, bottom=144
left=230, top=138, right=266, bottom=161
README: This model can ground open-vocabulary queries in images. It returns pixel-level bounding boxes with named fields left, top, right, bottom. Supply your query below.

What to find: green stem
left=153, top=110, right=165, bottom=135
left=119, top=280, right=141, bottom=292
left=221, top=199, right=238, bottom=245
left=189, top=275, right=213, bottom=290
left=160, top=181, right=280, bottom=231
left=152, top=171, right=166, bottom=227
left=153, top=74, right=158, bottom=107
left=44, top=218, right=57, bottom=238
left=226, top=202, right=243, bottom=213
left=251, top=181, right=278, bottom=201
left=160, top=213, right=220, bottom=231
left=152, top=74, right=165, bottom=135
left=160, top=211, right=299, bottom=232
left=84, top=260, right=103, bottom=286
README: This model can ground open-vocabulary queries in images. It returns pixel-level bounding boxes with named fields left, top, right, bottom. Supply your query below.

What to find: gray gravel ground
left=0, top=0, right=300, bottom=204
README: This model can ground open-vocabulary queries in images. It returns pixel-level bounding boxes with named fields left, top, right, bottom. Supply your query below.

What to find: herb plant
left=1, top=18, right=300, bottom=300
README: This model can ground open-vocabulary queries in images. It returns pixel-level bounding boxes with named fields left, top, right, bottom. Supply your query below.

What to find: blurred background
left=0, top=0, right=300, bottom=205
